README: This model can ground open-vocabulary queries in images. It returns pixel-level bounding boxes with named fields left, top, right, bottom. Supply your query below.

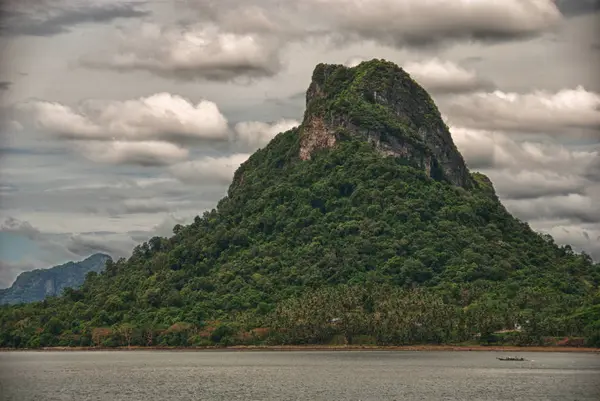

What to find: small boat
left=497, top=356, right=526, bottom=361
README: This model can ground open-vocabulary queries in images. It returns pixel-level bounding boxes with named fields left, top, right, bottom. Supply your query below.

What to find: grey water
left=0, top=351, right=599, bottom=400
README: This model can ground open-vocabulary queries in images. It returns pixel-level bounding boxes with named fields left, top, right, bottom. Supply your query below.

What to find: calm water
left=0, top=351, right=599, bottom=400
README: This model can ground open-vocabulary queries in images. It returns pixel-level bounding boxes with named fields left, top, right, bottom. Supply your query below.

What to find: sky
left=0, top=0, right=598, bottom=288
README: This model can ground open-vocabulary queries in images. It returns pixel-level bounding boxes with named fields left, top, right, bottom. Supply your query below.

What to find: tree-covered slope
left=1, top=60, right=598, bottom=348
left=0, top=253, right=111, bottom=305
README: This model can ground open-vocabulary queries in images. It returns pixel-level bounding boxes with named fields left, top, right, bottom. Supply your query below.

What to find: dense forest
left=1, top=60, right=599, bottom=349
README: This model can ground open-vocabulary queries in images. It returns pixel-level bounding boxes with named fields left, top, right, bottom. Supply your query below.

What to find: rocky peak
left=298, top=59, right=472, bottom=188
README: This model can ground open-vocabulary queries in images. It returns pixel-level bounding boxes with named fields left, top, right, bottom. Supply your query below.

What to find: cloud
left=555, top=0, right=600, bottom=16
left=586, top=157, right=600, bottom=181
left=0, top=217, right=41, bottom=240
left=304, top=0, right=561, bottom=46
left=504, top=193, right=600, bottom=224
left=81, top=22, right=283, bottom=82
left=0, top=0, right=149, bottom=37
left=170, top=153, right=251, bottom=185
left=445, top=86, right=600, bottom=134
left=65, top=233, right=137, bottom=259
left=155, top=0, right=562, bottom=78
left=0, top=82, right=11, bottom=91
left=452, top=127, right=598, bottom=171
left=234, top=119, right=300, bottom=149
left=121, top=199, right=171, bottom=214
left=403, top=59, right=495, bottom=94
left=19, top=93, right=230, bottom=144
left=452, top=127, right=598, bottom=200
left=76, top=140, right=189, bottom=167
left=483, top=170, right=589, bottom=200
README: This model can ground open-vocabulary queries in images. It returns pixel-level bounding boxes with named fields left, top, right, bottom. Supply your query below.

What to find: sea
left=0, top=350, right=599, bottom=400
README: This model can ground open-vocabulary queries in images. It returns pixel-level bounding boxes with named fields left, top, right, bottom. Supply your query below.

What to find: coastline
left=2, top=345, right=599, bottom=353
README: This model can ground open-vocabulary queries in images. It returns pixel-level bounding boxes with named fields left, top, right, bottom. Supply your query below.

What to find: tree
left=117, top=323, right=136, bottom=347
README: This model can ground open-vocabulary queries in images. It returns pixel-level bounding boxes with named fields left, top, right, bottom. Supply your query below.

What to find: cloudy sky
left=0, top=0, right=598, bottom=287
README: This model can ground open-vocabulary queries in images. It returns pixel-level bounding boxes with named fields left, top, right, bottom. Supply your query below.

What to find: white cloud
left=19, top=93, right=230, bottom=144
left=77, top=140, right=189, bottom=167
left=446, top=86, right=600, bottom=133
left=81, top=22, right=283, bottom=81
left=170, top=153, right=251, bottom=185
left=234, top=119, right=299, bottom=149
left=403, top=58, right=494, bottom=94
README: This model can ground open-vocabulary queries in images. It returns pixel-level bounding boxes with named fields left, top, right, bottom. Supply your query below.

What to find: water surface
left=1, top=351, right=599, bottom=400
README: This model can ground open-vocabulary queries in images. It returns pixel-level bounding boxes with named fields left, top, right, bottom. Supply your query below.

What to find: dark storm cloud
left=0, top=1, right=149, bottom=37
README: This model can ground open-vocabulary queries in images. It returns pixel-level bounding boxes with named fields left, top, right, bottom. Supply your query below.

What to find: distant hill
left=0, top=254, right=112, bottom=305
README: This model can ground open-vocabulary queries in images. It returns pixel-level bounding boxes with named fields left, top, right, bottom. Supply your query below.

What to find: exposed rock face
left=0, top=253, right=111, bottom=305
left=299, top=115, right=337, bottom=161
left=298, top=60, right=472, bottom=188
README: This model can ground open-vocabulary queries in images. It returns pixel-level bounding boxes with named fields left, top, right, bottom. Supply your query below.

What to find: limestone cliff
left=298, top=59, right=472, bottom=188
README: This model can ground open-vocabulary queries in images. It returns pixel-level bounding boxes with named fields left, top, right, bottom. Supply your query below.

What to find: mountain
left=0, top=253, right=112, bottom=305
left=1, top=60, right=598, bottom=349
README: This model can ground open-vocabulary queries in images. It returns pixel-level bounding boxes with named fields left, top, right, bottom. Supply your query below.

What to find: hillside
left=0, top=60, right=598, bottom=349
left=0, top=254, right=111, bottom=305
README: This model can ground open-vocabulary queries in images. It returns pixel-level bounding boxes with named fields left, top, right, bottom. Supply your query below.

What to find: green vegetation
left=0, top=60, right=598, bottom=349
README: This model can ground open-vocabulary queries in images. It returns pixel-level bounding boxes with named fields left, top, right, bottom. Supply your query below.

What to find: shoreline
left=2, top=345, right=599, bottom=353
